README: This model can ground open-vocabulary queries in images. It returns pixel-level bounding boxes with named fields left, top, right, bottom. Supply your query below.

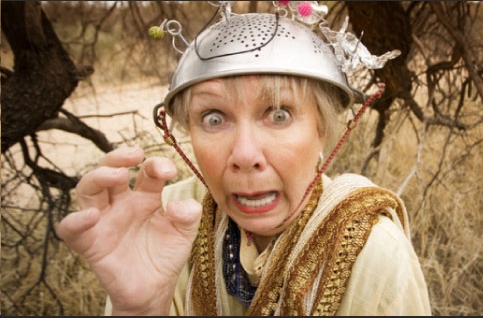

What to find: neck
left=253, top=234, right=276, bottom=253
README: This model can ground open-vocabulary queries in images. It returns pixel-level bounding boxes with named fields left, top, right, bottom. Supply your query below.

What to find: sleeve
left=161, top=175, right=207, bottom=209
left=336, top=214, right=432, bottom=316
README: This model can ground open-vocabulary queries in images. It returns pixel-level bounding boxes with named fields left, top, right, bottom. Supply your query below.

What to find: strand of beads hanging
left=223, top=218, right=257, bottom=307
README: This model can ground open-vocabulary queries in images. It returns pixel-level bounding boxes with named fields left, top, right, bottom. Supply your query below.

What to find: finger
left=165, top=199, right=202, bottom=239
left=56, top=208, right=100, bottom=250
left=98, top=146, right=145, bottom=168
left=133, top=157, right=177, bottom=193
left=76, top=166, right=130, bottom=209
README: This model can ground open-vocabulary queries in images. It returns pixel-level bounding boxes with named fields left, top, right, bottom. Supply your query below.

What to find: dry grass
left=0, top=77, right=197, bottom=316
left=2, top=10, right=483, bottom=312
left=2, top=76, right=482, bottom=316
left=330, top=102, right=483, bottom=316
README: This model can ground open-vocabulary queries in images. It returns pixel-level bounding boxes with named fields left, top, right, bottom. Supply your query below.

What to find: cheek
left=191, top=136, right=225, bottom=184
left=280, top=121, right=321, bottom=161
left=277, top=140, right=319, bottom=177
left=275, top=128, right=321, bottom=182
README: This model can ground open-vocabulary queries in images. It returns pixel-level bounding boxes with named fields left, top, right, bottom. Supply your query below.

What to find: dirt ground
left=37, top=79, right=170, bottom=175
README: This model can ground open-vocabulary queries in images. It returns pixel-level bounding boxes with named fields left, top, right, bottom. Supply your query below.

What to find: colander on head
left=163, top=12, right=364, bottom=114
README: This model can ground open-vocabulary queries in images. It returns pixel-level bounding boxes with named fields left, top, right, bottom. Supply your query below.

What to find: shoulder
left=320, top=174, right=430, bottom=314
left=322, top=173, right=410, bottom=237
left=337, top=214, right=431, bottom=315
left=323, top=172, right=377, bottom=192
left=365, top=215, right=415, bottom=260
left=348, top=214, right=418, bottom=284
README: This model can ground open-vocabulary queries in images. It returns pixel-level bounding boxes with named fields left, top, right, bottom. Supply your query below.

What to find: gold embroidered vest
left=187, top=175, right=407, bottom=316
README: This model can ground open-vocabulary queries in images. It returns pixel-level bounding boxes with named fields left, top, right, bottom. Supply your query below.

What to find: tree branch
left=37, top=109, right=114, bottom=153
left=430, top=2, right=483, bottom=100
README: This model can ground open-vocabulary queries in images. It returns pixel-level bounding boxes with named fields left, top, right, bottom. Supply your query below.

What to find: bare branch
left=430, top=2, right=483, bottom=100
left=37, top=109, right=115, bottom=153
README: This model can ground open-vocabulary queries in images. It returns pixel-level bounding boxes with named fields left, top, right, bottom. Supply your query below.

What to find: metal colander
left=164, top=13, right=359, bottom=113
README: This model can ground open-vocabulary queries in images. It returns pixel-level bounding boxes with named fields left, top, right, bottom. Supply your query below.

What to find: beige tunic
left=105, top=174, right=431, bottom=316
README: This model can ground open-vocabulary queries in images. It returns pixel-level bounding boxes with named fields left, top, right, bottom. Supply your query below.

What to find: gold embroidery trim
left=249, top=186, right=405, bottom=316
left=189, top=193, right=218, bottom=315
left=299, top=187, right=403, bottom=316
left=247, top=177, right=324, bottom=316
left=189, top=181, right=406, bottom=316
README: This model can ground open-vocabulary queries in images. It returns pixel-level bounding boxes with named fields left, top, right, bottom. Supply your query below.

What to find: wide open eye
left=268, top=108, right=292, bottom=126
left=202, top=111, right=225, bottom=128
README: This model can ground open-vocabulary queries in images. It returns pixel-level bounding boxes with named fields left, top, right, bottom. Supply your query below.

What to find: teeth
left=236, top=193, right=276, bottom=208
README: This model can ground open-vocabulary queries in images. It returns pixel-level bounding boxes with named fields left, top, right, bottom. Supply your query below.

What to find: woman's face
left=188, top=76, right=324, bottom=238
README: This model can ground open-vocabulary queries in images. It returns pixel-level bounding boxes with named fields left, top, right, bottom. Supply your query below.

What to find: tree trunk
left=345, top=1, right=414, bottom=147
left=1, top=1, right=79, bottom=153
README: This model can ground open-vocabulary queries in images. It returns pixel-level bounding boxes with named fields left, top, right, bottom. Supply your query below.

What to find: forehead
left=188, top=76, right=316, bottom=114
left=190, top=75, right=303, bottom=97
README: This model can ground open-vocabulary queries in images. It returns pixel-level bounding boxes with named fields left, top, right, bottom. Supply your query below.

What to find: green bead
left=149, top=26, right=164, bottom=40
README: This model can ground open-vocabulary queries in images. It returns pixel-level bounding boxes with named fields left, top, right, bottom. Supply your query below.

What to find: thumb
left=165, top=199, right=202, bottom=240
left=56, top=208, right=100, bottom=253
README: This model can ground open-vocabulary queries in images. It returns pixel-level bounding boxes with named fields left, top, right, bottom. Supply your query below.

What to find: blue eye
left=202, top=111, right=224, bottom=127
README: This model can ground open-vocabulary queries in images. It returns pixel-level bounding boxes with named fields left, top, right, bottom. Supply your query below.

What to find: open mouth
left=234, top=191, right=278, bottom=208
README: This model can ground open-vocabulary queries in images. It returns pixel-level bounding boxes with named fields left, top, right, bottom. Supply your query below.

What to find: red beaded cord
left=275, top=84, right=386, bottom=228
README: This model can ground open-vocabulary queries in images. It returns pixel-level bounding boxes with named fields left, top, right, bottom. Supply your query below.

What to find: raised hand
left=56, top=146, right=202, bottom=315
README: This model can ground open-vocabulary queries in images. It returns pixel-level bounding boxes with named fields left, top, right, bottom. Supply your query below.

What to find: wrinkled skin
left=189, top=78, right=323, bottom=250
left=56, top=146, right=202, bottom=315
left=56, top=76, right=324, bottom=315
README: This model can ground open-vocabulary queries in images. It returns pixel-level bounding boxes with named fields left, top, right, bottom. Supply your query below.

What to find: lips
left=233, top=191, right=279, bottom=214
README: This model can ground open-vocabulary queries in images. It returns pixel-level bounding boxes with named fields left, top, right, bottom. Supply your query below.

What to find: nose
left=228, top=125, right=267, bottom=173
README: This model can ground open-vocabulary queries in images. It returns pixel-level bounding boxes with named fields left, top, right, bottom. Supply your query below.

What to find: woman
left=57, top=2, right=431, bottom=315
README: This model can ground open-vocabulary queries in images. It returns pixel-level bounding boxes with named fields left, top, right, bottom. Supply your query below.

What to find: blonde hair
left=168, top=75, right=346, bottom=152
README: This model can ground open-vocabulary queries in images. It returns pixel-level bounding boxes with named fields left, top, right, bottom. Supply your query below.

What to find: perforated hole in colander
left=194, top=14, right=278, bottom=59
left=208, top=14, right=278, bottom=56
left=198, top=14, right=327, bottom=59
